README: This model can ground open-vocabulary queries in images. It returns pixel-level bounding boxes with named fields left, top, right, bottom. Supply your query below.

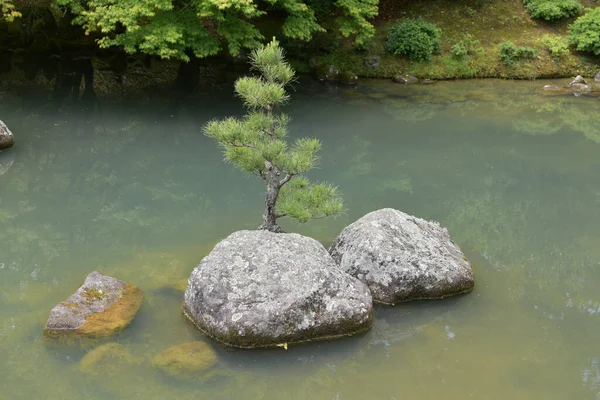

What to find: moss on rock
left=44, top=272, right=144, bottom=343
left=152, top=342, right=217, bottom=377
left=80, top=342, right=143, bottom=375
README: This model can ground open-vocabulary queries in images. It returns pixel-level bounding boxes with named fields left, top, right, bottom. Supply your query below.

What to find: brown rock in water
left=152, top=342, right=217, bottom=377
left=80, top=342, right=143, bottom=375
left=0, top=120, right=15, bottom=150
left=44, top=271, right=143, bottom=342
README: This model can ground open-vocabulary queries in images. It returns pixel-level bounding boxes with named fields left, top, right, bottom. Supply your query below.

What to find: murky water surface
left=1, top=79, right=599, bottom=399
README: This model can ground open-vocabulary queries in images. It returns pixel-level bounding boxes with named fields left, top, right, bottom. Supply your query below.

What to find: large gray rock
left=329, top=208, right=474, bottom=304
left=595, top=71, right=600, bottom=82
left=0, top=120, right=15, bottom=150
left=183, top=230, right=373, bottom=348
left=569, top=82, right=592, bottom=95
left=569, top=75, right=587, bottom=86
left=44, top=271, right=144, bottom=341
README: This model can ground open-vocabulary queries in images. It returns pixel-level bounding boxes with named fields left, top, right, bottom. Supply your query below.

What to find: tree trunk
left=260, top=181, right=282, bottom=232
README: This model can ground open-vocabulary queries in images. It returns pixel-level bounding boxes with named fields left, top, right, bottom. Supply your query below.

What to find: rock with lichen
left=44, top=271, right=143, bottom=342
left=80, top=342, right=143, bottom=375
left=329, top=208, right=474, bottom=304
left=183, top=230, right=373, bottom=348
left=0, top=120, right=15, bottom=150
left=152, top=342, right=217, bottom=377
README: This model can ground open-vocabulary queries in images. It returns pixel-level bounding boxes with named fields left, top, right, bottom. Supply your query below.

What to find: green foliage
left=204, top=39, right=343, bottom=230
left=277, top=177, right=343, bottom=223
left=385, top=18, right=441, bottom=62
left=523, top=0, right=582, bottom=21
left=568, top=7, right=600, bottom=55
left=451, top=34, right=482, bottom=59
left=0, top=0, right=21, bottom=22
left=51, top=0, right=376, bottom=61
left=499, top=42, right=537, bottom=66
left=335, top=0, right=379, bottom=47
left=539, top=34, right=570, bottom=58
left=451, top=43, right=468, bottom=58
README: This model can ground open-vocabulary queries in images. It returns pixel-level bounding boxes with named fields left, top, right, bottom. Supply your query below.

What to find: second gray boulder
left=329, top=208, right=474, bottom=304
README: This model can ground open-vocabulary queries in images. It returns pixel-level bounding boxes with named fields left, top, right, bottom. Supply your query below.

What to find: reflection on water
left=0, top=78, right=599, bottom=399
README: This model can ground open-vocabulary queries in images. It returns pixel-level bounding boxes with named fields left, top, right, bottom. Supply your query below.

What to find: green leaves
left=204, top=39, right=343, bottom=228
left=0, top=0, right=21, bottom=22
left=385, top=19, right=441, bottom=62
left=235, top=77, right=289, bottom=110
left=335, top=0, right=378, bottom=46
left=51, top=0, right=376, bottom=60
left=569, top=8, right=600, bottom=55
left=523, top=0, right=582, bottom=21
left=277, top=177, right=344, bottom=223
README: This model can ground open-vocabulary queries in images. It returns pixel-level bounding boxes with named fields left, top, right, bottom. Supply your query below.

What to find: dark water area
left=1, top=78, right=599, bottom=399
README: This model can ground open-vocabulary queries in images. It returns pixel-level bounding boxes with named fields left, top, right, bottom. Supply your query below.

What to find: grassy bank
left=302, top=0, right=599, bottom=80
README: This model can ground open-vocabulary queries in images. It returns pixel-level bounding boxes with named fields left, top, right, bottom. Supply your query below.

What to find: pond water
left=1, top=78, right=599, bottom=399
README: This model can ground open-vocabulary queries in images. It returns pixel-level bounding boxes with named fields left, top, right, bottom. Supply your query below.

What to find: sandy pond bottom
left=0, top=78, right=599, bottom=399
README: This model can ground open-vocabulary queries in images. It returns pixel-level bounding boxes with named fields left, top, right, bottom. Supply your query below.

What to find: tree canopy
left=3, top=0, right=378, bottom=61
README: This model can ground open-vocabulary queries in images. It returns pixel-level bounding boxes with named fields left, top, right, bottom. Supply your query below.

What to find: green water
left=1, top=78, right=599, bottom=399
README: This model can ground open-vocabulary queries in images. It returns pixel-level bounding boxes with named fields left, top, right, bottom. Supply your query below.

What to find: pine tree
left=204, top=39, right=343, bottom=232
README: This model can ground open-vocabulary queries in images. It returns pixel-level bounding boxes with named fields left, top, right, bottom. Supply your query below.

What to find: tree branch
left=228, top=139, right=256, bottom=149
left=279, top=172, right=293, bottom=186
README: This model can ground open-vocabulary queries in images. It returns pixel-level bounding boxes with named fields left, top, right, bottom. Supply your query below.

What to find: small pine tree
left=204, top=39, right=343, bottom=233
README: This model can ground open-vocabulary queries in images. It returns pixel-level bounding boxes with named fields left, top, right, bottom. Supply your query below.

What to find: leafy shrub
left=499, top=42, right=538, bottom=66
left=499, top=42, right=518, bottom=65
left=539, top=35, right=570, bottom=58
left=516, top=46, right=537, bottom=59
left=523, top=0, right=582, bottom=21
left=451, top=43, right=468, bottom=58
left=451, top=34, right=483, bottom=58
left=569, top=8, right=600, bottom=55
left=385, top=18, right=441, bottom=61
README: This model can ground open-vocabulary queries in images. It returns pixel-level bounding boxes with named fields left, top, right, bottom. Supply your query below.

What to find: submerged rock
left=183, top=230, right=373, bottom=348
left=0, top=120, right=15, bottom=150
left=44, top=271, right=144, bottom=341
left=152, top=342, right=217, bottom=377
left=80, top=342, right=142, bottom=375
left=315, top=65, right=358, bottom=85
left=569, top=83, right=592, bottom=94
left=393, top=74, right=418, bottom=84
left=329, top=208, right=474, bottom=304
left=543, top=85, right=562, bottom=91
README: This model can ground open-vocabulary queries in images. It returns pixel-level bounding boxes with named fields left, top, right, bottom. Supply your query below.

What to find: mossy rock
left=152, top=342, right=217, bottom=377
left=339, top=71, right=358, bottom=85
left=44, top=271, right=144, bottom=343
left=80, top=342, right=143, bottom=375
